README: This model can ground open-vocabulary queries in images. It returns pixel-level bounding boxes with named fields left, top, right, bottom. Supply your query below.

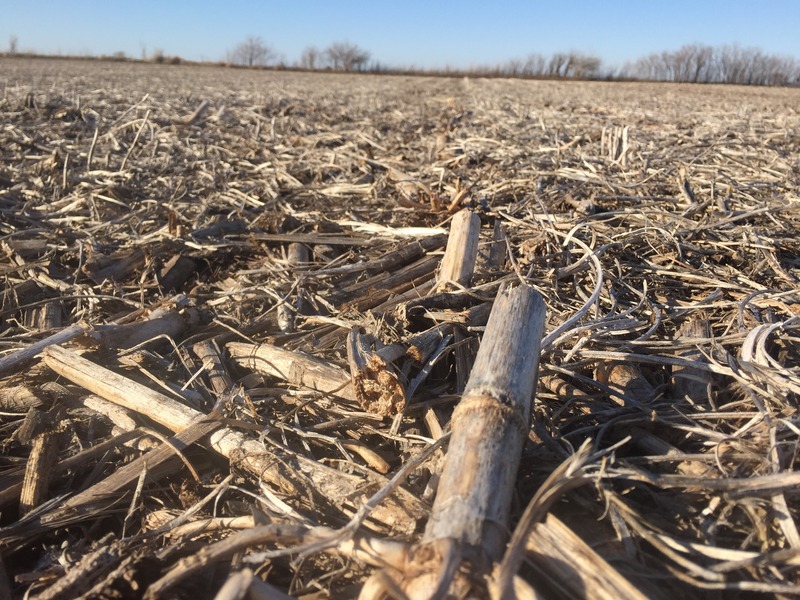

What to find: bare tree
left=9, top=35, right=18, bottom=54
left=501, top=51, right=601, bottom=79
left=717, top=45, right=752, bottom=84
left=691, top=44, right=714, bottom=82
left=504, top=58, right=523, bottom=76
left=567, top=52, right=602, bottom=78
left=228, top=35, right=275, bottom=67
left=326, top=43, right=342, bottom=70
left=547, top=52, right=570, bottom=77
left=663, top=44, right=714, bottom=82
left=624, top=43, right=800, bottom=86
left=300, top=46, right=321, bottom=69
left=524, top=53, right=547, bottom=76
left=325, top=41, right=370, bottom=71
left=624, top=49, right=678, bottom=81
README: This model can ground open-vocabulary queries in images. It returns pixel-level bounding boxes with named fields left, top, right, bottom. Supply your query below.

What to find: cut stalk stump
left=396, top=284, right=546, bottom=598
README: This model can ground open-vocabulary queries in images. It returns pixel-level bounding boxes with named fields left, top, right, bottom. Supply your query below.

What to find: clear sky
left=3, top=0, right=799, bottom=70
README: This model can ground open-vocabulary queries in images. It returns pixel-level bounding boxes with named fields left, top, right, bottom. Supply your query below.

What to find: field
left=2, top=58, right=800, bottom=598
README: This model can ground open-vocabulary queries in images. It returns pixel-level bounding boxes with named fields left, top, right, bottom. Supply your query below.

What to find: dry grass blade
left=492, top=440, right=635, bottom=599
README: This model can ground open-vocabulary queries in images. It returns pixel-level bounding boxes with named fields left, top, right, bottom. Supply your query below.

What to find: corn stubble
left=1, top=57, right=800, bottom=598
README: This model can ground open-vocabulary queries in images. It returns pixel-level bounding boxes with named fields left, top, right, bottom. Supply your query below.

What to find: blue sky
left=3, top=1, right=799, bottom=70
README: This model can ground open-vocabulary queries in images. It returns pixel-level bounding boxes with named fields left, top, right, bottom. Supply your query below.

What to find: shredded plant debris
left=2, top=57, right=800, bottom=598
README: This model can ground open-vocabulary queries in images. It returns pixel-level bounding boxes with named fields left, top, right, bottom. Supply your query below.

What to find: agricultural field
left=1, top=57, right=800, bottom=598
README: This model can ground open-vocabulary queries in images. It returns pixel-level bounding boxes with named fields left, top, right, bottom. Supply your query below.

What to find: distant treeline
left=226, top=37, right=800, bottom=86
left=457, top=44, right=800, bottom=86
left=5, top=33, right=800, bottom=86
left=436, top=44, right=800, bottom=86
left=621, top=44, right=800, bottom=86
